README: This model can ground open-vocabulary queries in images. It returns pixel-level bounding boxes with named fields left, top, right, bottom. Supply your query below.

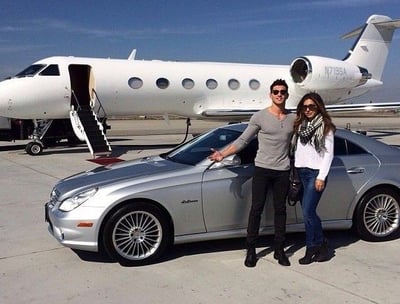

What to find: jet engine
left=290, top=56, right=371, bottom=90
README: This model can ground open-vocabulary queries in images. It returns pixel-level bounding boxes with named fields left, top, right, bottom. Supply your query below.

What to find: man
left=209, top=79, right=295, bottom=267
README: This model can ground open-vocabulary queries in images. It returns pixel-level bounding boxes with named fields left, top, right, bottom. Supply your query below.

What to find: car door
left=201, top=160, right=254, bottom=231
left=295, top=135, right=380, bottom=222
left=201, top=139, right=298, bottom=232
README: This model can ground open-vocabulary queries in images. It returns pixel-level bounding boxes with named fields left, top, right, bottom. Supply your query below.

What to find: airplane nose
left=0, top=78, right=29, bottom=118
left=0, top=75, right=71, bottom=119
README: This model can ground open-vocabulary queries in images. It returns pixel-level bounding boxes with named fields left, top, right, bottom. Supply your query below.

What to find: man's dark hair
left=270, top=79, right=288, bottom=92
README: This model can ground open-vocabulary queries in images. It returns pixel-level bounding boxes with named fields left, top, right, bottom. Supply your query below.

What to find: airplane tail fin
left=343, top=15, right=400, bottom=81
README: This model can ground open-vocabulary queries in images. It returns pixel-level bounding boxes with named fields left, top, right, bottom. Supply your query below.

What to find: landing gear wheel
left=25, top=141, right=44, bottom=156
left=103, top=203, right=171, bottom=266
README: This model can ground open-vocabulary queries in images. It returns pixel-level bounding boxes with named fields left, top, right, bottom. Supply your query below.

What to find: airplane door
left=68, top=65, right=95, bottom=109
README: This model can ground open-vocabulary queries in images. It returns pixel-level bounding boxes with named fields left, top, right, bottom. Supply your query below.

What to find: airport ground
left=0, top=116, right=400, bottom=304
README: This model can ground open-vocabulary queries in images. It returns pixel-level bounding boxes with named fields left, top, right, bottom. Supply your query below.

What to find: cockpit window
left=15, top=64, right=46, bottom=78
left=39, top=65, right=60, bottom=76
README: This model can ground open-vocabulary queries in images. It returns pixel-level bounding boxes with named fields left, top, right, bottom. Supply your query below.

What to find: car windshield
left=165, top=127, right=242, bottom=165
left=14, top=64, right=46, bottom=78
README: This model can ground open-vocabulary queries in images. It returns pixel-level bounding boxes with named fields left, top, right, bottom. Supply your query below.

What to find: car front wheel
left=103, top=203, right=171, bottom=265
left=355, top=188, right=400, bottom=241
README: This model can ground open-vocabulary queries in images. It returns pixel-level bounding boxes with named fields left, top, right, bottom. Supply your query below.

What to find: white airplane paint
left=0, top=14, right=399, bottom=156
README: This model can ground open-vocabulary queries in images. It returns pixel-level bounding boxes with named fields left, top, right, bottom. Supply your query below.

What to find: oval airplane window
left=206, top=79, right=218, bottom=90
left=182, top=78, right=195, bottom=89
left=228, top=79, right=240, bottom=90
left=156, top=78, right=169, bottom=89
left=249, top=79, right=260, bottom=90
left=128, top=77, right=143, bottom=89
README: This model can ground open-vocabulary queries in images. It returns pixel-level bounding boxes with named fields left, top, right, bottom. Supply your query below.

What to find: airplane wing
left=324, top=102, right=400, bottom=113
left=201, top=101, right=400, bottom=120
left=201, top=109, right=260, bottom=120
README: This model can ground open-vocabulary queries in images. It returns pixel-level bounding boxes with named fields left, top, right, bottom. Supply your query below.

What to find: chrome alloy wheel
left=363, top=193, right=400, bottom=237
left=112, top=210, right=163, bottom=260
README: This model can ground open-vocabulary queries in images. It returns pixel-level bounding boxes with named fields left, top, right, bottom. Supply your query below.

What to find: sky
left=0, top=0, right=399, bottom=103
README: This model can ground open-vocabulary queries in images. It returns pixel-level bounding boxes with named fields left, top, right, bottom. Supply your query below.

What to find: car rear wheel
left=355, top=188, right=400, bottom=241
left=103, top=203, right=171, bottom=265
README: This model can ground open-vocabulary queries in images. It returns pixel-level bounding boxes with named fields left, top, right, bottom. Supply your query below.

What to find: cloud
left=0, top=44, right=50, bottom=53
left=0, top=25, right=33, bottom=33
left=0, top=18, right=218, bottom=41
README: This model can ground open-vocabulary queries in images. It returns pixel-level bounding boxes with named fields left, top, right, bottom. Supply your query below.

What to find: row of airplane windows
left=128, top=77, right=262, bottom=91
left=15, top=64, right=265, bottom=92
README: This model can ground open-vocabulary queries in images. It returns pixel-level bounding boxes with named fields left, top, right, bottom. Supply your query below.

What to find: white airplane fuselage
left=0, top=56, right=374, bottom=120
left=0, top=14, right=398, bottom=122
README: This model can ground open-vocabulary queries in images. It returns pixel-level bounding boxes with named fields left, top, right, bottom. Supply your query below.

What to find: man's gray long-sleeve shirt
left=233, top=109, right=296, bottom=171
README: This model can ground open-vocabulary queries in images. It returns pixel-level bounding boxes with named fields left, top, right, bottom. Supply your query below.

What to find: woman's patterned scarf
left=297, top=113, right=325, bottom=153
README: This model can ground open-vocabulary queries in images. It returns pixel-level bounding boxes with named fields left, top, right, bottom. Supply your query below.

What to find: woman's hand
left=315, top=179, right=325, bottom=192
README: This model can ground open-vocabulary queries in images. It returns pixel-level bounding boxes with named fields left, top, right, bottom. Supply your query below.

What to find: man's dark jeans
left=246, top=166, right=290, bottom=247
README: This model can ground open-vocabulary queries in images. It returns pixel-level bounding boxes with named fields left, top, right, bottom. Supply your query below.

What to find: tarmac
left=0, top=116, right=400, bottom=304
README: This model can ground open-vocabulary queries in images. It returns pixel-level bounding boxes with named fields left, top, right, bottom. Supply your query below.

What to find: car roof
left=217, top=122, right=247, bottom=132
left=217, top=122, right=399, bottom=155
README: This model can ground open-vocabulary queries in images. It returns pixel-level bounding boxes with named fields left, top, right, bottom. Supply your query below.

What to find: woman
left=292, top=92, right=336, bottom=264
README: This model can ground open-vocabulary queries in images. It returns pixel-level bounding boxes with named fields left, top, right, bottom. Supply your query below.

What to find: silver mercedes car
left=45, top=123, right=400, bottom=265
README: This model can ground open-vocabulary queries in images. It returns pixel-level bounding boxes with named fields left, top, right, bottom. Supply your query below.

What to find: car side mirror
left=210, top=154, right=241, bottom=169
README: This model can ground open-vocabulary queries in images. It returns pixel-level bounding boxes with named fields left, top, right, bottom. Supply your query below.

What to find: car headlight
left=59, top=188, right=98, bottom=212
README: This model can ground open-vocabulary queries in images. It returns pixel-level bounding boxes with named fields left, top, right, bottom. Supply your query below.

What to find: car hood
left=54, top=155, right=190, bottom=197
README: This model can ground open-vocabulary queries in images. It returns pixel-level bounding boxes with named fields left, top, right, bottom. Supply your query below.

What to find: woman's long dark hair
left=293, top=92, right=336, bottom=135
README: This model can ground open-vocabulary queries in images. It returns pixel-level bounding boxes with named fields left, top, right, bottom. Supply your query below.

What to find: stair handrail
left=71, top=90, right=83, bottom=111
left=91, top=89, right=108, bottom=124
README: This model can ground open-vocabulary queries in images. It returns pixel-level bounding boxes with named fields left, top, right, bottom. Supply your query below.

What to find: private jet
left=0, top=14, right=399, bottom=156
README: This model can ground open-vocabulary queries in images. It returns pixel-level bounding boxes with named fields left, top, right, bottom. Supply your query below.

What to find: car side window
left=334, top=137, right=367, bottom=156
left=334, top=137, right=347, bottom=155
left=237, top=138, right=258, bottom=164
left=346, top=140, right=367, bottom=154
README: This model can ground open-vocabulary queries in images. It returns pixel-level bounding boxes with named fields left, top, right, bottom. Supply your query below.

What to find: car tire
left=355, top=187, right=400, bottom=241
left=103, top=203, right=171, bottom=265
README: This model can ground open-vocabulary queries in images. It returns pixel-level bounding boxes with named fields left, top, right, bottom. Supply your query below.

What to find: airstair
left=69, top=89, right=111, bottom=157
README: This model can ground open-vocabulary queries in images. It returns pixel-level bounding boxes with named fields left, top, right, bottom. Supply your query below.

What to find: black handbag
left=288, top=161, right=303, bottom=206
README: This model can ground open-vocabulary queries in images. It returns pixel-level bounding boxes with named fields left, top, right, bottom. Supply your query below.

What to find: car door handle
left=347, top=167, right=365, bottom=174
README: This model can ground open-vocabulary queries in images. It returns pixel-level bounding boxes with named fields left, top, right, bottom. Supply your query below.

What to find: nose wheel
left=25, top=141, right=44, bottom=155
left=24, top=119, right=52, bottom=156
